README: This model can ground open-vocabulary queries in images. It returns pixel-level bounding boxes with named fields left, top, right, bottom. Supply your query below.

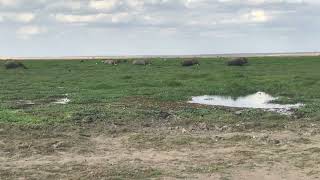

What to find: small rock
left=181, top=128, right=187, bottom=134
left=215, top=136, right=223, bottom=141
left=259, top=135, right=269, bottom=141
left=222, top=125, right=228, bottom=130
left=159, top=111, right=171, bottom=119
left=198, top=122, right=209, bottom=130
left=274, top=139, right=281, bottom=144
left=268, top=139, right=281, bottom=145
left=52, top=141, right=64, bottom=149
left=310, top=129, right=318, bottom=136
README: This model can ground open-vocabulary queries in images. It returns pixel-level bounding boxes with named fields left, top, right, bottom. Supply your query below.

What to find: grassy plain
left=0, top=57, right=320, bottom=179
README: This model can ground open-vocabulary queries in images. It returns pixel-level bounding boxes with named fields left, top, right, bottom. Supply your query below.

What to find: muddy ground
left=1, top=120, right=320, bottom=180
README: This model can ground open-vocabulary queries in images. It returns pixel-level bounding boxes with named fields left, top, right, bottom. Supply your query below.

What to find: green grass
left=0, top=57, right=320, bottom=124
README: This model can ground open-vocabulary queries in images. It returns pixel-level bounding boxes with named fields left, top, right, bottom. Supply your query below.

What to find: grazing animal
left=119, top=59, right=128, bottom=63
left=4, top=61, right=27, bottom=69
left=132, top=60, right=151, bottom=65
left=181, top=59, right=200, bottom=66
left=227, top=57, right=248, bottom=66
left=102, top=60, right=119, bottom=65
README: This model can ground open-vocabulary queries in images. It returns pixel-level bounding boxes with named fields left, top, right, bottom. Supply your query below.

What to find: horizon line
left=1, top=51, right=320, bottom=60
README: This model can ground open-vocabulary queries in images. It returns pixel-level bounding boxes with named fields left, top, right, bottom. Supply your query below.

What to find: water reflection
left=53, top=98, right=70, bottom=105
left=189, top=92, right=303, bottom=113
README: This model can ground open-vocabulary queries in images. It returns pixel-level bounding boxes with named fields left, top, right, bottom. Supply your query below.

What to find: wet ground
left=189, top=92, right=303, bottom=115
left=53, top=98, right=71, bottom=105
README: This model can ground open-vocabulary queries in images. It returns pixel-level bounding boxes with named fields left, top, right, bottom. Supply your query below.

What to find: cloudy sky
left=0, top=0, right=319, bottom=57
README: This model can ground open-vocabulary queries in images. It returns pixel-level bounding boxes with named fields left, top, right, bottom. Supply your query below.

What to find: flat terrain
left=0, top=57, right=320, bottom=179
left=1, top=51, right=320, bottom=61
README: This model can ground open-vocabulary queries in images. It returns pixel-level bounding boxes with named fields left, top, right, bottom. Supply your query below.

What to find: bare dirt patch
left=1, top=122, right=320, bottom=179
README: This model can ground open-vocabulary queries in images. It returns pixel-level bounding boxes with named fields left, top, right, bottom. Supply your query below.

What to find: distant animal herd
left=100, top=57, right=248, bottom=67
left=2, top=57, right=249, bottom=70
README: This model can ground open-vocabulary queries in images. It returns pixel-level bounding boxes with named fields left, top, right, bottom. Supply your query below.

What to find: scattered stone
left=181, top=59, right=200, bottom=66
left=310, top=129, right=319, bottom=136
left=198, top=122, right=209, bottom=130
left=4, top=61, right=28, bottom=69
left=132, top=60, right=151, bottom=65
left=158, top=111, right=171, bottom=119
left=181, top=128, right=187, bottom=134
left=222, top=125, right=229, bottom=131
left=273, top=139, right=281, bottom=144
left=227, top=57, right=249, bottom=66
left=259, top=134, right=270, bottom=141
left=52, top=141, right=64, bottom=149
left=267, top=138, right=281, bottom=145
left=215, top=136, right=224, bottom=141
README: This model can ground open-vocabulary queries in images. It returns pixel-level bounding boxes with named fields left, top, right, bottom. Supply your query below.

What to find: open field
left=1, top=57, right=320, bottom=179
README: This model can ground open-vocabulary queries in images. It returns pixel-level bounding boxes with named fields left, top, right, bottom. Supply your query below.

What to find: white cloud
left=220, top=9, right=271, bottom=24
left=183, top=0, right=207, bottom=8
left=0, top=0, right=320, bottom=56
left=126, top=0, right=144, bottom=9
left=45, top=1, right=83, bottom=10
left=0, top=12, right=35, bottom=23
left=217, top=0, right=317, bottom=5
left=0, top=0, right=19, bottom=7
left=111, top=12, right=130, bottom=23
left=54, top=14, right=108, bottom=23
left=53, top=12, right=131, bottom=24
left=17, top=25, right=47, bottom=39
left=14, top=13, right=35, bottom=22
left=244, top=10, right=270, bottom=22
left=89, top=0, right=120, bottom=10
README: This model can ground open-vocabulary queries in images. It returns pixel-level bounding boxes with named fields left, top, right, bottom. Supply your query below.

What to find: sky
left=0, top=0, right=320, bottom=57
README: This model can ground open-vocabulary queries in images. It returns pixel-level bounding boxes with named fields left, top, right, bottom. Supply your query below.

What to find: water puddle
left=189, top=92, right=303, bottom=115
left=53, top=98, right=70, bottom=105
left=16, top=100, right=35, bottom=105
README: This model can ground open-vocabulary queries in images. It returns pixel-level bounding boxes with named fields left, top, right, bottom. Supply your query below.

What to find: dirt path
left=1, top=124, right=320, bottom=179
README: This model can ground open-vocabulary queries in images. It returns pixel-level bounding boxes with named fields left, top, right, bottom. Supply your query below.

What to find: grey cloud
left=0, top=0, right=319, bottom=56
